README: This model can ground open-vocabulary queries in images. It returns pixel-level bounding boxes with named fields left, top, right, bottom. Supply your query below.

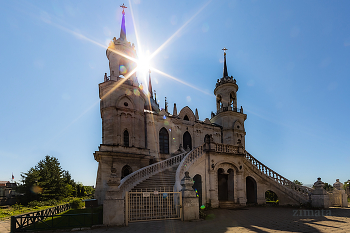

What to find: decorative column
left=204, top=135, right=219, bottom=208
left=236, top=171, right=246, bottom=205
left=181, top=172, right=199, bottom=221
left=311, top=177, right=330, bottom=208
left=103, top=169, right=125, bottom=226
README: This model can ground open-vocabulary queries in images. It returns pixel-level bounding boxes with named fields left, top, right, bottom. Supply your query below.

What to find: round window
left=124, top=102, right=128, bottom=107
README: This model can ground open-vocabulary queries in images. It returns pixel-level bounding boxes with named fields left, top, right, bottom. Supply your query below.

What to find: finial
left=119, top=4, right=127, bottom=40
left=222, top=47, right=228, bottom=77
left=222, top=47, right=228, bottom=56
left=148, top=69, right=153, bottom=98
left=165, top=97, right=168, bottom=112
left=120, top=3, right=127, bottom=15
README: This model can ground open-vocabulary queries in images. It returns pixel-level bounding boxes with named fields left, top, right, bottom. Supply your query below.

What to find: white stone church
left=93, top=6, right=347, bottom=226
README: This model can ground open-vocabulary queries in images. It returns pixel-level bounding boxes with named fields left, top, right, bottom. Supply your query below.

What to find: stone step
left=132, top=167, right=177, bottom=191
left=219, top=201, right=241, bottom=209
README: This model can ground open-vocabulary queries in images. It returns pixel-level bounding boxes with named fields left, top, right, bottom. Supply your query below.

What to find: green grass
left=0, top=197, right=90, bottom=220
left=23, top=207, right=103, bottom=231
left=0, top=205, right=57, bottom=220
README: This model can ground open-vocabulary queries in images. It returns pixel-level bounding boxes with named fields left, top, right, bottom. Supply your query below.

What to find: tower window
left=184, top=115, right=189, bottom=121
left=123, top=130, right=129, bottom=147
left=159, top=127, right=169, bottom=154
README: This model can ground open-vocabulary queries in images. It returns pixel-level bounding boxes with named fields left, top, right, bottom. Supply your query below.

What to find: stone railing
left=216, top=106, right=243, bottom=115
left=215, top=143, right=239, bottom=153
left=244, top=151, right=312, bottom=200
left=174, top=145, right=205, bottom=192
left=118, top=151, right=188, bottom=194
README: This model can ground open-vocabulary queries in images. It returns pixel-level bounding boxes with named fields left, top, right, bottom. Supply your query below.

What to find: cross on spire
left=120, top=3, right=127, bottom=15
left=222, top=47, right=228, bottom=55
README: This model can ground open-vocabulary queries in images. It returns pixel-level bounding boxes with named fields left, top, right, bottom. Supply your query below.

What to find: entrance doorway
left=246, top=176, right=257, bottom=204
left=183, top=131, right=192, bottom=150
left=218, top=168, right=228, bottom=200
left=192, top=174, right=202, bottom=206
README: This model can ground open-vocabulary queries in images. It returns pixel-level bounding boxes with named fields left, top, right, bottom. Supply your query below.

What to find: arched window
left=184, top=115, right=189, bottom=121
left=183, top=131, right=192, bottom=150
left=123, top=130, right=129, bottom=147
left=121, top=165, right=132, bottom=179
left=159, top=127, right=169, bottom=154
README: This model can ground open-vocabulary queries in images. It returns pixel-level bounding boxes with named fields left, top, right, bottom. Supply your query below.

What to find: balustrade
left=244, top=151, right=312, bottom=199
left=118, top=151, right=187, bottom=193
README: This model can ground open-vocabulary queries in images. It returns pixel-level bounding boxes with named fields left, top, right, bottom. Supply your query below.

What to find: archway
left=265, top=190, right=278, bottom=205
left=246, top=176, right=257, bottom=204
left=218, top=168, right=228, bottom=201
left=183, top=131, right=192, bottom=150
left=227, top=169, right=234, bottom=202
left=159, top=127, right=169, bottom=154
left=121, top=165, right=132, bottom=179
left=192, top=174, right=202, bottom=206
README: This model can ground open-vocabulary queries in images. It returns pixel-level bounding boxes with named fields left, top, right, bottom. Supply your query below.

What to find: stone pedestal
left=103, top=174, right=125, bottom=226
left=181, top=172, right=199, bottom=221
left=330, top=179, right=348, bottom=207
left=311, top=178, right=330, bottom=208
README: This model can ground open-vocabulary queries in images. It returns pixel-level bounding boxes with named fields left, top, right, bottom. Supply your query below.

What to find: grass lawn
left=23, top=207, right=103, bottom=231
left=0, top=205, right=62, bottom=220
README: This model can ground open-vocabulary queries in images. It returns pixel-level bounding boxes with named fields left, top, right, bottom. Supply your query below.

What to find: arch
left=265, top=190, right=278, bottom=205
left=183, top=131, right=192, bottom=150
left=229, top=91, right=236, bottom=108
left=159, top=127, right=169, bottom=154
left=123, top=130, right=129, bottom=147
left=116, top=94, right=135, bottom=109
left=218, top=168, right=228, bottom=201
left=233, top=120, right=244, bottom=130
left=246, top=176, right=257, bottom=204
left=121, top=165, right=132, bottom=179
left=216, top=95, right=222, bottom=111
left=184, top=115, right=189, bottom=121
left=178, top=106, right=195, bottom=122
left=192, top=174, right=202, bottom=206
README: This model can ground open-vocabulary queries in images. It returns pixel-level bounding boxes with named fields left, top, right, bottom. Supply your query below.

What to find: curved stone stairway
left=132, top=167, right=177, bottom=192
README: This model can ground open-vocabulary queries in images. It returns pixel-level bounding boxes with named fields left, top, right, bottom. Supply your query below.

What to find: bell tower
left=211, top=48, right=247, bottom=147
left=106, top=3, right=138, bottom=85
left=94, top=4, right=150, bottom=204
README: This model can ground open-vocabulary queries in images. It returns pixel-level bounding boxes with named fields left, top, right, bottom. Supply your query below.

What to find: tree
left=293, top=180, right=303, bottom=186
left=21, top=155, right=72, bottom=201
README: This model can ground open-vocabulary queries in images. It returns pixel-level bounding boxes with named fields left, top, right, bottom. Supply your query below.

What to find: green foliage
left=343, top=180, right=350, bottom=190
left=265, top=190, right=278, bottom=202
left=293, top=180, right=303, bottom=186
left=323, top=183, right=333, bottom=191
left=70, top=199, right=85, bottom=209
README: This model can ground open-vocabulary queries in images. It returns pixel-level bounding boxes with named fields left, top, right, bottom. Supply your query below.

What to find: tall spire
left=222, top=47, right=228, bottom=77
left=148, top=70, right=153, bottom=98
left=120, top=4, right=127, bottom=41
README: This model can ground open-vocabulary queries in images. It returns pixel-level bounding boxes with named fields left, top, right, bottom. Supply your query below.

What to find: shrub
left=70, top=199, right=85, bottom=209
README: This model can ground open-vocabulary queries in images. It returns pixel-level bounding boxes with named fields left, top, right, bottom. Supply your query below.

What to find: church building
left=94, top=5, right=312, bottom=225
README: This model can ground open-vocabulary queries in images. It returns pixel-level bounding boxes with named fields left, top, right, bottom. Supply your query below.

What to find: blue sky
left=1, top=0, right=349, bottom=187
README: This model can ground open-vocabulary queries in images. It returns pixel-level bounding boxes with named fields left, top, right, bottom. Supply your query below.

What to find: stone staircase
left=219, top=201, right=242, bottom=209
left=132, top=167, right=177, bottom=192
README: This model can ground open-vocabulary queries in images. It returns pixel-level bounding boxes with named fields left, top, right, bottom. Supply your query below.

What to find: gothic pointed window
left=159, top=127, right=169, bottom=154
left=123, top=130, right=129, bottom=147
left=184, top=115, right=189, bottom=121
